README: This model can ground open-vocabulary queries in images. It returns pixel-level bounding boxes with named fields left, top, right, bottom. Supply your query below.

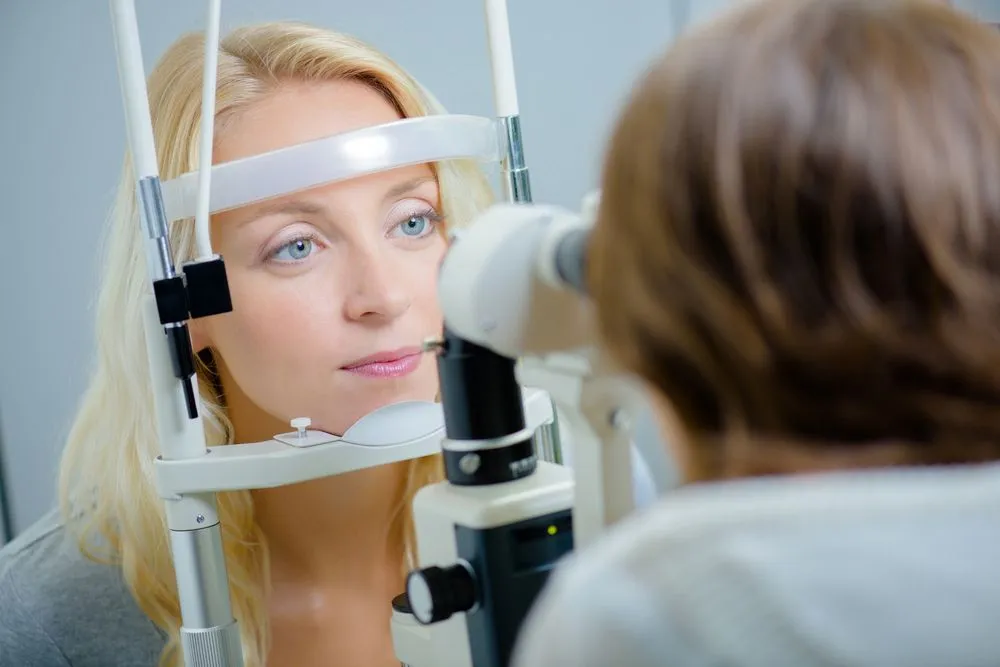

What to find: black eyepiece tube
left=436, top=327, right=526, bottom=441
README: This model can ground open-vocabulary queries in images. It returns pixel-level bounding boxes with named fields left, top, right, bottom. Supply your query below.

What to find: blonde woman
left=0, top=21, right=497, bottom=667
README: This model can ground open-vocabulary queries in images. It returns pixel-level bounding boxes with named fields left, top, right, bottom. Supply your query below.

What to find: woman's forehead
left=214, top=79, right=403, bottom=165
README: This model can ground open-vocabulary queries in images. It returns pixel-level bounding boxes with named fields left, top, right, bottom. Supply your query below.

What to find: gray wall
left=2, top=0, right=999, bottom=539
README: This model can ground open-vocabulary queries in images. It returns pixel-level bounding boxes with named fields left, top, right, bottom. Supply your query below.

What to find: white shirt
left=512, top=462, right=1000, bottom=667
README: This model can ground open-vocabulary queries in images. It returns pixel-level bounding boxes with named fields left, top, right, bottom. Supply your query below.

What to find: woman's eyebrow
left=234, top=176, right=435, bottom=227
left=382, top=175, right=435, bottom=205
left=237, top=200, right=326, bottom=227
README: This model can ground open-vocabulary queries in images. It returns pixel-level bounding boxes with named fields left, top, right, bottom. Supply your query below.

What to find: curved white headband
left=160, top=114, right=504, bottom=222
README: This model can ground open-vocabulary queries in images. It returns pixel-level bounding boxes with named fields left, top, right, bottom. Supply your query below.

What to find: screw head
left=459, top=453, right=481, bottom=475
left=196, top=514, right=205, bottom=524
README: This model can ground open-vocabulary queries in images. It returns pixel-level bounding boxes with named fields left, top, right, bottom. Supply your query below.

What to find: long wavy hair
left=58, top=21, right=493, bottom=667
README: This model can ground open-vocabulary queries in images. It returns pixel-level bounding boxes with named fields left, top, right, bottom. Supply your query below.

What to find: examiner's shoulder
left=0, top=509, right=166, bottom=666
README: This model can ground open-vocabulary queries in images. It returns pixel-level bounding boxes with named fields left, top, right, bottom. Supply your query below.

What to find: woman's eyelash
left=401, top=206, right=442, bottom=222
left=267, top=233, right=321, bottom=262
left=398, top=207, right=444, bottom=227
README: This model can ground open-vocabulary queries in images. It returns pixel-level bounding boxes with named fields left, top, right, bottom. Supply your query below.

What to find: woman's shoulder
left=0, top=509, right=166, bottom=666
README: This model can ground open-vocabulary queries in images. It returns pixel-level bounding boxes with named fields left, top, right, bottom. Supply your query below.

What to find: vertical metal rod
left=499, top=115, right=531, bottom=204
left=484, top=0, right=564, bottom=465
left=484, top=0, right=533, bottom=205
left=110, top=3, right=243, bottom=666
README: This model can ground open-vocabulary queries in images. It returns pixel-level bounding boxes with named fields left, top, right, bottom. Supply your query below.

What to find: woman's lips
left=340, top=347, right=423, bottom=378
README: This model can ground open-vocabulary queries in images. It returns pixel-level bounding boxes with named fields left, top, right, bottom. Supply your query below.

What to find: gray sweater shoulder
left=0, top=510, right=166, bottom=667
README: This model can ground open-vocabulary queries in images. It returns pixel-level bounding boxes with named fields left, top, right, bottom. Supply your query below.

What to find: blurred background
left=1, top=0, right=998, bottom=544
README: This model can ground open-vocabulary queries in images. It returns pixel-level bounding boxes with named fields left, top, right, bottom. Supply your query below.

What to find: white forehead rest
left=160, top=114, right=504, bottom=222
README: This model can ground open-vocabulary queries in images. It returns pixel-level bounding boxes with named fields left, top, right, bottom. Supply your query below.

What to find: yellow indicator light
left=547, top=525, right=558, bottom=536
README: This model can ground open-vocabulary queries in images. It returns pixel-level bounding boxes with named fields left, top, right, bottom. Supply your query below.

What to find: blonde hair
left=58, top=21, right=494, bottom=667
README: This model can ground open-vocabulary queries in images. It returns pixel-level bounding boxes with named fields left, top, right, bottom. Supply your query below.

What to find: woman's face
left=195, top=79, right=447, bottom=436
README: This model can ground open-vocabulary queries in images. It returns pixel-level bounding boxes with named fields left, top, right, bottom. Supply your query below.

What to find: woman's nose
left=342, top=251, right=412, bottom=323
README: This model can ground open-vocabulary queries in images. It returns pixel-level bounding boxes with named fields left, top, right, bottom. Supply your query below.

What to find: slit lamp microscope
left=108, top=1, right=646, bottom=665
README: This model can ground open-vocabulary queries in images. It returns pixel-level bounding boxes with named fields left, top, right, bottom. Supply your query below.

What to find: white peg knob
left=291, top=417, right=311, bottom=438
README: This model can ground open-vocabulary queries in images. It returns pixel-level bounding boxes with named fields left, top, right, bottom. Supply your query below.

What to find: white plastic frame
left=160, top=114, right=505, bottom=223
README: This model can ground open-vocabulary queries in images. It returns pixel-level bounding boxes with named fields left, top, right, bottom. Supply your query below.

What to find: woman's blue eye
left=272, top=237, right=314, bottom=261
left=397, top=215, right=433, bottom=238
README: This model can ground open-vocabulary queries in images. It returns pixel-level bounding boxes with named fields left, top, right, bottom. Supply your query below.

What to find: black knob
left=405, top=561, right=478, bottom=625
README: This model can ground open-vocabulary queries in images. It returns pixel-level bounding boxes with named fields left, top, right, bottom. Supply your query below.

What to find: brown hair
left=590, top=0, right=1000, bottom=482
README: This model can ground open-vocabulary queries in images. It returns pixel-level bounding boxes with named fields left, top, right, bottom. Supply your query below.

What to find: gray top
left=512, top=461, right=1000, bottom=667
left=0, top=510, right=165, bottom=666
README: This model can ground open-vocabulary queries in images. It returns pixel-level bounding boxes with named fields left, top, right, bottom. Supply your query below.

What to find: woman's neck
left=216, top=360, right=410, bottom=586
left=254, top=468, right=411, bottom=667
left=251, top=465, right=409, bottom=582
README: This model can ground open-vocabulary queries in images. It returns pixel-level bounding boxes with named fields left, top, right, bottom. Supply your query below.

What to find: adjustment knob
left=405, top=561, right=478, bottom=625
